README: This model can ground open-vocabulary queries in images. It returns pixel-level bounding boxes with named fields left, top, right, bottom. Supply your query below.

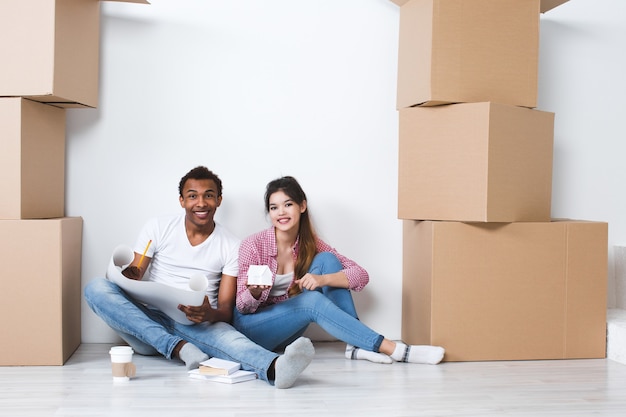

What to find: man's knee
left=84, top=278, right=102, bottom=300
left=84, top=278, right=116, bottom=306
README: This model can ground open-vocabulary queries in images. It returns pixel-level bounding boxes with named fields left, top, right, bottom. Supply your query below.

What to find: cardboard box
left=402, top=220, right=608, bottom=362
left=0, top=217, right=83, bottom=365
left=396, top=0, right=567, bottom=109
left=389, top=0, right=568, bottom=11
left=398, top=102, right=554, bottom=222
left=0, top=0, right=148, bottom=108
left=0, top=97, right=66, bottom=219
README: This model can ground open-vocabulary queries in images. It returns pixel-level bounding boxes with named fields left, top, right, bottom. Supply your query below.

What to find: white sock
left=345, top=344, right=392, bottom=364
left=274, top=337, right=315, bottom=389
left=390, top=342, right=445, bottom=364
left=179, top=343, right=209, bottom=370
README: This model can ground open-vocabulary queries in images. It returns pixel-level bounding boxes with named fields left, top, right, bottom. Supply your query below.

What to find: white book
left=188, top=369, right=257, bottom=384
left=198, top=357, right=241, bottom=376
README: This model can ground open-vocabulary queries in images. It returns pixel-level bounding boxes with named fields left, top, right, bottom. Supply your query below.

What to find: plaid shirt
left=236, top=227, right=369, bottom=314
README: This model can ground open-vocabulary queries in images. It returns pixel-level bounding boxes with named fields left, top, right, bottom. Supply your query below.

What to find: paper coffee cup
left=109, top=346, right=136, bottom=382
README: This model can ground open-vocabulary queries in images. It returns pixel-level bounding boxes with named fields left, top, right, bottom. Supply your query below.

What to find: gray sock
left=179, top=343, right=209, bottom=370
left=274, top=337, right=315, bottom=389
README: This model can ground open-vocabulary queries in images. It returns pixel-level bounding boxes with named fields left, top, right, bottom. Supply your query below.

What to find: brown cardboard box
left=0, top=97, right=66, bottom=219
left=396, top=0, right=568, bottom=109
left=0, top=217, right=83, bottom=365
left=402, top=220, right=608, bottom=362
left=389, top=0, right=568, bottom=11
left=398, top=102, right=554, bottom=222
left=0, top=0, right=148, bottom=108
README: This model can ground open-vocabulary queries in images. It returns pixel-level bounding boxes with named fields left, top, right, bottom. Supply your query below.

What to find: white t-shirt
left=133, top=214, right=240, bottom=309
left=269, top=272, right=293, bottom=297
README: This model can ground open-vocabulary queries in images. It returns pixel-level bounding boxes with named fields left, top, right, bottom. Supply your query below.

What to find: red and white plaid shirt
left=236, top=227, right=369, bottom=314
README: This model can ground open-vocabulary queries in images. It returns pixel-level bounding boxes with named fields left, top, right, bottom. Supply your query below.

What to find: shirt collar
left=268, top=226, right=300, bottom=257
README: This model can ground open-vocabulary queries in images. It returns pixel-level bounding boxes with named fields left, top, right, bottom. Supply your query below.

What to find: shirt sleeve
left=133, top=217, right=158, bottom=257
left=317, top=239, right=369, bottom=292
left=221, top=234, right=240, bottom=278
left=236, top=236, right=269, bottom=314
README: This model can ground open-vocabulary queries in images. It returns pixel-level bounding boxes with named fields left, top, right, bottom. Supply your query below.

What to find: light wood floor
left=1, top=342, right=626, bottom=417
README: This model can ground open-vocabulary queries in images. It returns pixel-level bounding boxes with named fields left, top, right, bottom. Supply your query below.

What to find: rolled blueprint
left=106, top=245, right=207, bottom=325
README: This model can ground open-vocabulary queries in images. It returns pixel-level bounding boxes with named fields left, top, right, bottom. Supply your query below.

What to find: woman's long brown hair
left=264, top=176, right=316, bottom=297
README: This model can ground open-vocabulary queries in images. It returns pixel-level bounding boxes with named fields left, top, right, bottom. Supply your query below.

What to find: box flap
left=541, top=0, right=568, bottom=13
left=563, top=222, right=608, bottom=358
left=392, top=0, right=567, bottom=13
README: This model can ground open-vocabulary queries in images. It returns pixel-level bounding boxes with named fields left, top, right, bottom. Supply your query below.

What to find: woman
left=233, top=176, right=445, bottom=365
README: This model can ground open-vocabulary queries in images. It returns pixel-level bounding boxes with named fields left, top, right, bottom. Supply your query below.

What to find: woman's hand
left=247, top=285, right=270, bottom=300
left=295, top=273, right=326, bottom=291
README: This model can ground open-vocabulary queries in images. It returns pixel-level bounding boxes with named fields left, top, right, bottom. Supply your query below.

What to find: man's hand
left=178, top=296, right=214, bottom=324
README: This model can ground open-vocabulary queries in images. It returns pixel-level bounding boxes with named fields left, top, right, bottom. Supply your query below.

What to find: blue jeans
left=84, top=277, right=278, bottom=383
left=232, top=252, right=384, bottom=352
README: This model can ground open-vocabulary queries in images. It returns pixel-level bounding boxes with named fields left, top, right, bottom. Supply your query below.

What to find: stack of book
left=188, top=357, right=257, bottom=384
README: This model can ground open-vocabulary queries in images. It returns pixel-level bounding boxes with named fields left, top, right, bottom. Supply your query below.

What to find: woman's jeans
left=232, top=252, right=384, bottom=352
left=84, top=277, right=277, bottom=382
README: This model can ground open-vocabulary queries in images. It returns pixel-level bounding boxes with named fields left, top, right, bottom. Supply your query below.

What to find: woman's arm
left=236, top=237, right=270, bottom=314
left=315, top=239, right=369, bottom=292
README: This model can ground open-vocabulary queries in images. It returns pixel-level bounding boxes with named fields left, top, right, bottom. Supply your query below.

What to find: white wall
left=67, top=0, right=626, bottom=344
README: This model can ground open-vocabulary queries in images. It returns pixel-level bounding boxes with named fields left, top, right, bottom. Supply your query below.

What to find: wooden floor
left=1, top=342, right=626, bottom=416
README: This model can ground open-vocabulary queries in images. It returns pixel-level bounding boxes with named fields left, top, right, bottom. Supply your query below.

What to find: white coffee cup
left=109, top=346, right=136, bottom=382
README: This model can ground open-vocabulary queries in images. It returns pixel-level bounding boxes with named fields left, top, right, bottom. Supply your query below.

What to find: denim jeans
left=233, top=252, right=384, bottom=352
left=84, top=277, right=278, bottom=382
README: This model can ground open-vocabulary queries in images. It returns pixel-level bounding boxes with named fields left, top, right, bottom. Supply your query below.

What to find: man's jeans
left=84, top=277, right=278, bottom=382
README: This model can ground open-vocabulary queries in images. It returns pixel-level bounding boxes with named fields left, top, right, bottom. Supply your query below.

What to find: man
left=84, top=166, right=314, bottom=388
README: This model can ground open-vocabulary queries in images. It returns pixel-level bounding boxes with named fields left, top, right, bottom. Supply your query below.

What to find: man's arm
left=177, top=274, right=237, bottom=324
left=211, top=274, right=237, bottom=323
left=121, top=252, right=152, bottom=280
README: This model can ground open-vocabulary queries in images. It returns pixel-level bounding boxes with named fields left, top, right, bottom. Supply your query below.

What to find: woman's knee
left=309, top=252, right=342, bottom=274
left=298, top=290, right=332, bottom=309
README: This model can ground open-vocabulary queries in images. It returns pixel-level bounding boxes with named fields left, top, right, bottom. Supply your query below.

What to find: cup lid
left=109, top=346, right=134, bottom=354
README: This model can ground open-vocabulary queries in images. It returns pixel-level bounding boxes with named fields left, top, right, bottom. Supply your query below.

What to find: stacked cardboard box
left=391, top=0, right=608, bottom=361
left=0, top=0, right=148, bottom=366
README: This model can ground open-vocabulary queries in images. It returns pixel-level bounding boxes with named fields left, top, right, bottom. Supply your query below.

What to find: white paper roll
left=106, top=245, right=207, bottom=325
